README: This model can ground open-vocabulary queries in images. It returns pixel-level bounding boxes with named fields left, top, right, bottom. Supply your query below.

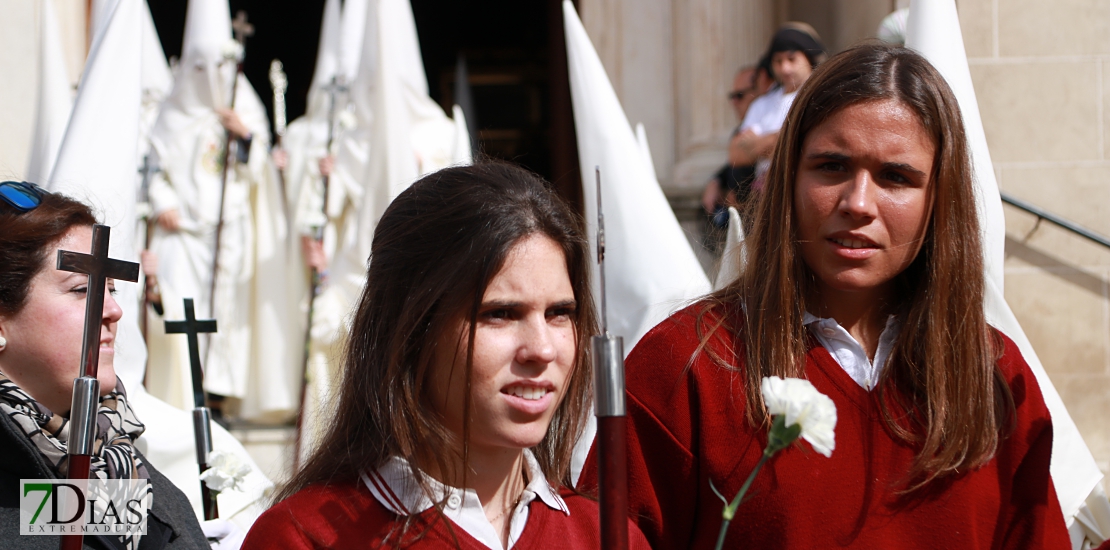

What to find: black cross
left=164, top=298, right=218, bottom=409
left=137, top=153, right=160, bottom=205
left=57, top=224, right=140, bottom=379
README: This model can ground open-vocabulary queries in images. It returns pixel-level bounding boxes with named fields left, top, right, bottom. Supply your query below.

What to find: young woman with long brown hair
left=579, top=43, right=1071, bottom=548
left=243, top=163, right=650, bottom=549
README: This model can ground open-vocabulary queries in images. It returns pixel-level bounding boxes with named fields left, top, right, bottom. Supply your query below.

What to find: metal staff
left=269, top=59, right=290, bottom=221
left=209, top=10, right=254, bottom=319
left=164, top=299, right=219, bottom=520
left=57, top=225, right=140, bottom=550
left=292, top=75, right=348, bottom=469
left=593, top=167, right=629, bottom=550
left=137, top=152, right=162, bottom=344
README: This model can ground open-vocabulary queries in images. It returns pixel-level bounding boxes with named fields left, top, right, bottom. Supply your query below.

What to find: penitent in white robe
left=146, top=70, right=304, bottom=424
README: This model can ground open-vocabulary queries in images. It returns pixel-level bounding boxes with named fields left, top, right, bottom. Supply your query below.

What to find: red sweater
left=242, top=480, right=652, bottom=549
left=579, top=304, right=1071, bottom=549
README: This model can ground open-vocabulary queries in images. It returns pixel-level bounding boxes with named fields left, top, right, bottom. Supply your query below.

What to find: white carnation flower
left=200, top=449, right=252, bottom=493
left=337, top=109, right=358, bottom=131
left=761, top=376, right=837, bottom=457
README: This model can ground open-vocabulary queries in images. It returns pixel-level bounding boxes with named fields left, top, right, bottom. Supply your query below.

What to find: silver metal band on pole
left=68, top=377, right=100, bottom=456
left=592, top=334, right=626, bottom=417
left=193, top=407, right=214, bottom=465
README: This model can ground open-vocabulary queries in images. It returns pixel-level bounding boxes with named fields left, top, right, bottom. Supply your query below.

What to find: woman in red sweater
left=242, top=162, right=650, bottom=549
left=579, top=43, right=1072, bottom=548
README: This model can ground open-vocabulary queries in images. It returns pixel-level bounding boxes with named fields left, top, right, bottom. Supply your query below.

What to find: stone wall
left=959, top=0, right=1110, bottom=475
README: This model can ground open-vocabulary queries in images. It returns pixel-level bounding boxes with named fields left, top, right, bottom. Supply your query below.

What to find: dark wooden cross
left=57, top=224, right=140, bottom=379
left=137, top=153, right=160, bottom=206
left=164, top=298, right=217, bottom=410
left=232, top=11, right=254, bottom=48
left=164, top=298, right=220, bottom=520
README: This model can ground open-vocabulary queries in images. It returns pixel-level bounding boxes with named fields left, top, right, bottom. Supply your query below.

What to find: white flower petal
left=761, top=376, right=837, bottom=457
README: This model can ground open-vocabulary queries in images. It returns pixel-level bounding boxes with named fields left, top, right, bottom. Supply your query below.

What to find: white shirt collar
left=803, top=312, right=902, bottom=391
left=360, top=449, right=569, bottom=550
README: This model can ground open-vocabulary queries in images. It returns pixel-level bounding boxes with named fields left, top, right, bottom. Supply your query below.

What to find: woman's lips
left=827, top=236, right=879, bottom=260
left=501, top=382, right=557, bottom=415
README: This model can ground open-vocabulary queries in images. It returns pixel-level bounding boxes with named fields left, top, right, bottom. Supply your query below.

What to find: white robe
left=146, top=73, right=304, bottom=423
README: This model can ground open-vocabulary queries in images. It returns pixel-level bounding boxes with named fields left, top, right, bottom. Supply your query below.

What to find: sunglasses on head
left=0, top=181, right=45, bottom=213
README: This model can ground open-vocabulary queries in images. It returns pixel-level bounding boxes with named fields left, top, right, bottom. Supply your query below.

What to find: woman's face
left=772, top=50, right=813, bottom=93
left=794, top=99, right=936, bottom=307
left=0, top=226, right=122, bottom=414
left=429, top=233, right=578, bottom=457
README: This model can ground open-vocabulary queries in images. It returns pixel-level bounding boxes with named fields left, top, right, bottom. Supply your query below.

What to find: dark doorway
left=146, top=0, right=325, bottom=135
left=411, top=0, right=581, bottom=207
left=145, top=0, right=580, bottom=206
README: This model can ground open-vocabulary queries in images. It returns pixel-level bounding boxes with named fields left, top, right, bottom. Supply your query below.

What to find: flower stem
left=714, top=451, right=772, bottom=550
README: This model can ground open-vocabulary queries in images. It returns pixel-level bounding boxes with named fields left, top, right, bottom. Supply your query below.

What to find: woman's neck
left=427, top=444, right=527, bottom=547
left=811, top=284, right=893, bottom=361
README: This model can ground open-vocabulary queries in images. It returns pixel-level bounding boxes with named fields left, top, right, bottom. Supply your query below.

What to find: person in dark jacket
left=0, top=181, right=208, bottom=549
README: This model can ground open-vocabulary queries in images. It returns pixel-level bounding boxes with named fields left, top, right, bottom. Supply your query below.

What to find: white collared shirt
left=803, top=312, right=902, bottom=390
left=360, top=450, right=570, bottom=550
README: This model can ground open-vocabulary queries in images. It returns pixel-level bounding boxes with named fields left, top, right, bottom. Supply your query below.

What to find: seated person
left=243, top=163, right=651, bottom=549
left=0, top=181, right=208, bottom=549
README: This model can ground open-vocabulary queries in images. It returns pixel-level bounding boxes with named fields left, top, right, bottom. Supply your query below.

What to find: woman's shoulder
left=243, top=482, right=390, bottom=549
left=631, top=299, right=726, bottom=349
left=536, top=491, right=652, bottom=550
left=990, top=329, right=1053, bottom=421
left=627, top=300, right=737, bottom=375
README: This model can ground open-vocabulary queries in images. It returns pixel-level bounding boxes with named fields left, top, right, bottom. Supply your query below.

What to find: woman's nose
left=518, top=316, right=557, bottom=365
left=102, top=284, right=123, bottom=324
left=838, top=171, right=878, bottom=221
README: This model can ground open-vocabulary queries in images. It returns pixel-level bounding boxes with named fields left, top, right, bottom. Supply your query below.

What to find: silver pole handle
left=592, top=334, right=626, bottom=417
left=68, top=377, right=100, bottom=456
left=193, top=407, right=214, bottom=466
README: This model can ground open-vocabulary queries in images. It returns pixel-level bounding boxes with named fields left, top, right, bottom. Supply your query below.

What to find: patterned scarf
left=0, top=374, right=151, bottom=549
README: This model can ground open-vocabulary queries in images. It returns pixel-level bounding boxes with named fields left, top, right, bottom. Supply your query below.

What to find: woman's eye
left=481, top=309, right=512, bottom=321
left=882, top=171, right=910, bottom=185
left=547, top=306, right=576, bottom=319
left=71, top=286, right=88, bottom=295
left=816, top=161, right=845, bottom=173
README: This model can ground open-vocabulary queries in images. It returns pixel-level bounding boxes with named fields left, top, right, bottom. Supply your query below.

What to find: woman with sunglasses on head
left=242, top=163, right=650, bottom=549
left=579, top=43, right=1071, bottom=548
left=0, top=182, right=208, bottom=549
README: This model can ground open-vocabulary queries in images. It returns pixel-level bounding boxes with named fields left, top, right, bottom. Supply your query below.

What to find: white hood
left=46, top=0, right=145, bottom=390
left=25, top=0, right=73, bottom=185
left=304, top=0, right=344, bottom=121
left=563, top=0, right=710, bottom=350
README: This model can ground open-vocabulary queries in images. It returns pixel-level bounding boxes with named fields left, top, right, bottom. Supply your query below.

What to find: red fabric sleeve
left=579, top=311, right=703, bottom=549
left=993, top=332, right=1072, bottom=549
left=241, top=483, right=387, bottom=549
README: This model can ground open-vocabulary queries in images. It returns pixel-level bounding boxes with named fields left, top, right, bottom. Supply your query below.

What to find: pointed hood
left=25, top=0, right=74, bottom=184
left=46, top=0, right=146, bottom=390
left=906, top=0, right=1104, bottom=523
left=713, top=207, right=745, bottom=291
left=140, top=0, right=172, bottom=100
left=304, top=0, right=344, bottom=120
left=564, top=0, right=710, bottom=349
left=155, top=0, right=234, bottom=127
left=339, top=0, right=369, bottom=82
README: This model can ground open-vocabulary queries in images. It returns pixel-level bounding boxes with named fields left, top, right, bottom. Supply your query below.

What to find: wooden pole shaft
left=597, top=415, right=629, bottom=550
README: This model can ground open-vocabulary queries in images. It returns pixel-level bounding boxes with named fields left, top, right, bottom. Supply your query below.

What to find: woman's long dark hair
left=707, top=43, right=1014, bottom=490
left=278, top=161, right=597, bottom=503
